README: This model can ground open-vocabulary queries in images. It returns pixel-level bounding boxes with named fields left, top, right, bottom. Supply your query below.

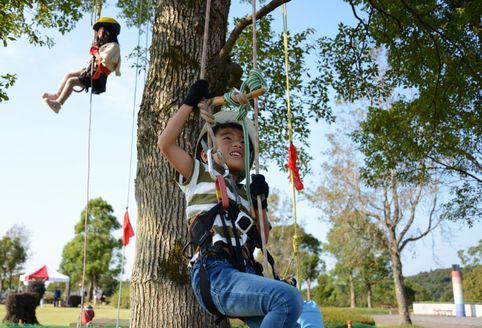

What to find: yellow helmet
left=93, top=17, right=121, bottom=35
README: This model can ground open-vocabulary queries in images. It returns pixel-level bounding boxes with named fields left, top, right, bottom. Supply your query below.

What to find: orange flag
left=122, top=210, right=135, bottom=246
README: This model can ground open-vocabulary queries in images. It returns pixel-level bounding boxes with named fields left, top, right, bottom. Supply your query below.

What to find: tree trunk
left=306, top=281, right=311, bottom=301
left=349, top=271, right=356, bottom=308
left=367, top=284, right=372, bottom=308
left=131, top=1, right=232, bottom=327
left=388, top=235, right=411, bottom=324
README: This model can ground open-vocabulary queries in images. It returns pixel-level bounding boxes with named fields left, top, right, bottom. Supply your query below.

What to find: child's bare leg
left=45, top=75, right=84, bottom=113
left=56, top=76, right=84, bottom=105
left=43, top=70, right=83, bottom=100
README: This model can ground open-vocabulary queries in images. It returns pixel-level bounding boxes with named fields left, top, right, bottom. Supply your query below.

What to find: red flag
left=122, top=210, right=135, bottom=246
left=287, top=143, right=304, bottom=191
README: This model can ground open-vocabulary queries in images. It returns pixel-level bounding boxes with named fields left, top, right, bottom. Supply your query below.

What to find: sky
left=0, top=0, right=480, bottom=286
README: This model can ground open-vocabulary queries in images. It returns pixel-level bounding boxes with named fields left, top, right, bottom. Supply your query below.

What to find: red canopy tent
left=20, top=265, right=70, bottom=283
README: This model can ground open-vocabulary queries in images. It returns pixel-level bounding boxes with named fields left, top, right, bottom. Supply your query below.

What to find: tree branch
left=429, top=155, right=482, bottom=183
left=219, top=0, right=291, bottom=61
left=400, top=193, right=438, bottom=252
left=366, top=0, right=403, bottom=33
left=396, top=184, right=423, bottom=247
left=348, top=0, right=368, bottom=28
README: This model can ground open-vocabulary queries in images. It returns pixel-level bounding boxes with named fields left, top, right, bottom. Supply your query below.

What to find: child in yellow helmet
left=42, top=17, right=121, bottom=114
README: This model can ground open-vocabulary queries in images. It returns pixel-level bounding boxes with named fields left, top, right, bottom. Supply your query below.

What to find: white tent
left=19, top=265, right=70, bottom=283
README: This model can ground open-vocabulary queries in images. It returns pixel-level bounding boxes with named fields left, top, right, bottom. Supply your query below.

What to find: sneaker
left=45, top=99, right=61, bottom=114
left=42, top=93, right=58, bottom=100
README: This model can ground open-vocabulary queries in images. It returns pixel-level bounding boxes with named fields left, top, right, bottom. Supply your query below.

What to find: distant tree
left=404, top=280, right=431, bottom=303
left=0, top=225, right=30, bottom=289
left=405, top=268, right=452, bottom=302
left=372, top=277, right=397, bottom=307
left=309, top=131, right=441, bottom=324
left=359, top=250, right=391, bottom=308
left=323, top=209, right=390, bottom=308
left=298, top=232, right=323, bottom=300
left=458, top=239, right=482, bottom=267
left=267, top=223, right=323, bottom=299
left=5, top=224, right=31, bottom=257
left=266, top=189, right=324, bottom=298
left=463, top=266, right=482, bottom=303
left=60, top=197, right=122, bottom=300
left=324, top=212, right=362, bottom=308
left=312, top=273, right=349, bottom=307
left=458, top=240, right=482, bottom=302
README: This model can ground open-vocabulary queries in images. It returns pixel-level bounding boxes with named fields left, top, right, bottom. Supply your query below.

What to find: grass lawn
left=0, top=304, right=130, bottom=327
left=1, top=304, right=421, bottom=328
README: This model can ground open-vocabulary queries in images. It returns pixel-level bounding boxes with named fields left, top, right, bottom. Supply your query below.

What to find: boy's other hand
left=184, top=80, right=210, bottom=106
left=250, top=174, right=269, bottom=209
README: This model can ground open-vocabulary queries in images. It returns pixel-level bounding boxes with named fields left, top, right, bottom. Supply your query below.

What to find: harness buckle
left=235, top=213, right=254, bottom=235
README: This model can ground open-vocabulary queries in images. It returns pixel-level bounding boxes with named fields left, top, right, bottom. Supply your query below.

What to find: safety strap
left=92, top=62, right=111, bottom=80
left=199, top=265, right=225, bottom=322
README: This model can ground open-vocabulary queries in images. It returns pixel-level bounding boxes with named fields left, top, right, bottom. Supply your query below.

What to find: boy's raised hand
left=183, top=80, right=210, bottom=107
left=250, top=174, right=269, bottom=209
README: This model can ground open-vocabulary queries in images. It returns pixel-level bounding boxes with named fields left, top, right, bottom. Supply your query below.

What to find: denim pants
left=191, top=256, right=303, bottom=328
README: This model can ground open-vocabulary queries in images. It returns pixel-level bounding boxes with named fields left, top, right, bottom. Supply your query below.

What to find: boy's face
left=202, top=126, right=246, bottom=174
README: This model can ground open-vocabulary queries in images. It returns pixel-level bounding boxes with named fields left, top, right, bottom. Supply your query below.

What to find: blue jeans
left=191, top=256, right=303, bottom=328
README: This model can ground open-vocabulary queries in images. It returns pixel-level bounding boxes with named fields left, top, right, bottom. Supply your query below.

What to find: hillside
left=406, top=268, right=453, bottom=302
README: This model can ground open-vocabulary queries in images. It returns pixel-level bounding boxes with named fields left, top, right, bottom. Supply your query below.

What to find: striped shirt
left=178, top=159, right=253, bottom=248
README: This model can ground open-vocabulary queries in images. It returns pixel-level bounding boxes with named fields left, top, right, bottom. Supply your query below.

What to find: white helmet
left=195, top=110, right=256, bottom=167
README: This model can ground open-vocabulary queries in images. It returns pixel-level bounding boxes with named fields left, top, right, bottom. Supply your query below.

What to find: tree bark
left=131, top=1, right=232, bottom=327
left=349, top=271, right=356, bottom=308
left=367, top=284, right=372, bottom=308
left=388, top=232, right=412, bottom=324
left=306, top=281, right=311, bottom=301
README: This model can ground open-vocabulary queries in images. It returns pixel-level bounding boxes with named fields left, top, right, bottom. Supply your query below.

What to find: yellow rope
left=282, top=3, right=301, bottom=289
left=96, top=0, right=102, bottom=19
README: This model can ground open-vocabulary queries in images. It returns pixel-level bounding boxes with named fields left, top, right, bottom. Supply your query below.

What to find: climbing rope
left=78, top=2, right=102, bottom=327
left=248, top=0, right=270, bottom=277
left=281, top=3, right=302, bottom=289
left=198, top=0, right=218, bottom=154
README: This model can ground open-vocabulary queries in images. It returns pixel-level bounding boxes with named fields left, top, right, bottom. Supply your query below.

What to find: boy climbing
left=42, top=17, right=121, bottom=114
left=158, top=80, right=303, bottom=327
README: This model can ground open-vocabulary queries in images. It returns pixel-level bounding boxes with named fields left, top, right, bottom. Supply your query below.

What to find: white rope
left=200, top=0, right=212, bottom=79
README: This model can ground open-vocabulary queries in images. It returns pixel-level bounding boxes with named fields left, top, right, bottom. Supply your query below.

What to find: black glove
left=183, top=80, right=210, bottom=107
left=250, top=174, right=269, bottom=209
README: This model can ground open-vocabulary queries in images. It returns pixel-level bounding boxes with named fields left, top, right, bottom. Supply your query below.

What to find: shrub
left=68, top=295, right=82, bottom=307
left=321, top=307, right=375, bottom=326
left=109, top=283, right=130, bottom=309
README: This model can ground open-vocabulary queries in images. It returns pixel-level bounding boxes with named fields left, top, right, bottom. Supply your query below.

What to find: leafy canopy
left=316, top=0, right=481, bottom=225
left=60, top=197, right=122, bottom=288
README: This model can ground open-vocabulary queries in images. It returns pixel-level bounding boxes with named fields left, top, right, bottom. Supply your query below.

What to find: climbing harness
left=183, top=198, right=280, bottom=322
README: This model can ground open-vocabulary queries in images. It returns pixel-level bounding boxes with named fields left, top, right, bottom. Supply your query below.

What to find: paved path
left=372, top=314, right=482, bottom=328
